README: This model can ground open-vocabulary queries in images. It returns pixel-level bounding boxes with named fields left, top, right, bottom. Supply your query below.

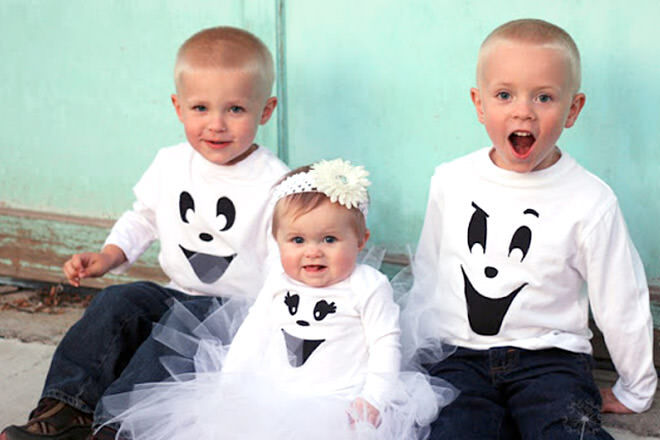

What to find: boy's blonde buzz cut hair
left=174, top=26, right=275, bottom=98
left=477, top=18, right=582, bottom=93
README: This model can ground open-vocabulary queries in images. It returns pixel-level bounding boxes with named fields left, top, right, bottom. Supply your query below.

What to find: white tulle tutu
left=101, top=250, right=457, bottom=440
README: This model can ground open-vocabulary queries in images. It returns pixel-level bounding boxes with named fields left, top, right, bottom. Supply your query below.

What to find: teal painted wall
left=0, top=0, right=278, bottom=216
left=2, top=1, right=660, bottom=282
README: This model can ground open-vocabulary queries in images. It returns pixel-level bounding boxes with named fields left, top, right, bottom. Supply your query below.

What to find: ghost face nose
left=484, top=266, right=498, bottom=278
left=296, top=320, right=310, bottom=327
left=199, top=233, right=213, bottom=242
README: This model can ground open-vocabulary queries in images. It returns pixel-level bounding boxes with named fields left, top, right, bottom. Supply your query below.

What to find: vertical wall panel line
left=275, top=0, right=289, bottom=164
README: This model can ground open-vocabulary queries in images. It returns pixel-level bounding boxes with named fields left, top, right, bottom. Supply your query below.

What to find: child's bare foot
left=600, top=387, right=633, bottom=414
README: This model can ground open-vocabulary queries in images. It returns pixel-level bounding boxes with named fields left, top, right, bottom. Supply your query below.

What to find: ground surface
left=0, top=281, right=658, bottom=439
left=0, top=284, right=88, bottom=344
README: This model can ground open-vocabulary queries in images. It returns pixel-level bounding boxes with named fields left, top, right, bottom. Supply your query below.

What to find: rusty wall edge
left=0, top=208, right=166, bottom=289
left=1, top=208, right=658, bottom=368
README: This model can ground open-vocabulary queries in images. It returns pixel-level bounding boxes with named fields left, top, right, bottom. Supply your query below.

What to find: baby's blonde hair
left=174, top=26, right=275, bottom=98
left=477, top=19, right=581, bottom=93
left=271, top=166, right=368, bottom=241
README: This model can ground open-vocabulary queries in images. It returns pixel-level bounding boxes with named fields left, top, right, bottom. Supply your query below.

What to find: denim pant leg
left=426, top=347, right=508, bottom=440
left=94, top=295, right=219, bottom=425
left=503, top=348, right=614, bottom=440
left=41, top=282, right=193, bottom=413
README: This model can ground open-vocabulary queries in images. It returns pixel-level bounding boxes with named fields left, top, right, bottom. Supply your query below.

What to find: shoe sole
left=1, top=425, right=91, bottom=440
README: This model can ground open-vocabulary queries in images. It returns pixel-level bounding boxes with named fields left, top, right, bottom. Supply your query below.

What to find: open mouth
left=508, top=131, right=535, bottom=157
left=179, top=245, right=236, bottom=284
left=303, top=265, right=327, bottom=273
left=282, top=329, right=324, bottom=367
left=461, top=266, right=527, bottom=336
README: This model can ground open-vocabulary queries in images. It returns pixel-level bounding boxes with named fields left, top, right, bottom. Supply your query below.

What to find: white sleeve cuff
left=612, top=376, right=657, bottom=413
left=104, top=206, right=158, bottom=272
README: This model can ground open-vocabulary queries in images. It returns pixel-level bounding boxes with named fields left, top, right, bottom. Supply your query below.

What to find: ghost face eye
left=467, top=202, right=488, bottom=253
left=284, top=292, right=299, bottom=315
left=217, top=197, right=236, bottom=231
left=313, top=300, right=337, bottom=321
left=179, top=191, right=195, bottom=223
left=509, top=226, right=532, bottom=261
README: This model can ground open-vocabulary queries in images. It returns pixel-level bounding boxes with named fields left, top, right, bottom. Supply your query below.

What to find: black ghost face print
left=462, top=202, right=538, bottom=336
left=178, top=191, right=237, bottom=284
left=281, top=291, right=337, bottom=367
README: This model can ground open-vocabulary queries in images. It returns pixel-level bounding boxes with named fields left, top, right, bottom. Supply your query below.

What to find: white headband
left=272, top=159, right=371, bottom=217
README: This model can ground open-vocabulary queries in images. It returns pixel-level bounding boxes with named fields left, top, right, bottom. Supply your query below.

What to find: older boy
left=405, top=19, right=657, bottom=439
left=1, top=26, right=288, bottom=440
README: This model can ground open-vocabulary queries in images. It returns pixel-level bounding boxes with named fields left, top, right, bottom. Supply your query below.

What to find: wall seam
left=275, top=0, right=288, bottom=164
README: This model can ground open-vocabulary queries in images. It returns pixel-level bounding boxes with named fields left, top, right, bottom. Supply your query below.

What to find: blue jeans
left=39, top=281, right=218, bottom=424
left=426, top=346, right=614, bottom=440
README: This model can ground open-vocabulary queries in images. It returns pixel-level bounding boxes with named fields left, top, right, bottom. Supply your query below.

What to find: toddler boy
left=405, top=18, right=657, bottom=439
left=1, top=26, right=288, bottom=440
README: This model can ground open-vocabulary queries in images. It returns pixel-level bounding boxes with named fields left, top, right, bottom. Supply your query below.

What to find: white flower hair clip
left=272, top=158, right=371, bottom=216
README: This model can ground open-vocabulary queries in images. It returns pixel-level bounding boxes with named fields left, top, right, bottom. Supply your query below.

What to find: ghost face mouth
left=508, top=131, right=536, bottom=158
left=461, top=266, right=527, bottom=336
left=179, top=245, right=236, bottom=284
left=281, top=329, right=324, bottom=367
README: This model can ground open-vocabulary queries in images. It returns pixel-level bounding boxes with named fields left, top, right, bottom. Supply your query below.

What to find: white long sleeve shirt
left=407, top=147, right=657, bottom=412
left=223, top=263, right=402, bottom=410
left=104, top=143, right=289, bottom=298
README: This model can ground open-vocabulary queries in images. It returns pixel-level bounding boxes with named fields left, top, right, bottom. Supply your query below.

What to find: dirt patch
left=0, top=284, right=92, bottom=313
left=0, top=283, right=92, bottom=344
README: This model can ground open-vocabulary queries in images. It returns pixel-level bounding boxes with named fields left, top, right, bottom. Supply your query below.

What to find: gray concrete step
left=0, top=284, right=658, bottom=439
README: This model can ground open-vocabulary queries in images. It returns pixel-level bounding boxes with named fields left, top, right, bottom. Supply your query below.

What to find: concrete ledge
left=0, top=282, right=658, bottom=438
left=594, top=369, right=660, bottom=438
left=0, top=338, right=657, bottom=439
left=0, top=339, right=54, bottom=427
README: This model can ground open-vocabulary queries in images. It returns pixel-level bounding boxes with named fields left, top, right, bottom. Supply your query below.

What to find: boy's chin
left=194, top=144, right=257, bottom=166
left=491, top=144, right=560, bottom=173
left=489, top=148, right=534, bottom=172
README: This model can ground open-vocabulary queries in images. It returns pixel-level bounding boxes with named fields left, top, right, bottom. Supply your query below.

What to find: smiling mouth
left=303, top=265, right=327, bottom=273
left=461, top=266, right=527, bottom=336
left=282, top=329, right=324, bottom=367
left=509, top=131, right=535, bottom=157
left=179, top=245, right=236, bottom=284
left=204, top=140, right=231, bottom=149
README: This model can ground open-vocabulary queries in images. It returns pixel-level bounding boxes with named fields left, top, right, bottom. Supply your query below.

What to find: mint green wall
left=282, top=0, right=660, bottom=282
left=2, top=1, right=659, bottom=281
left=0, top=0, right=278, bottom=216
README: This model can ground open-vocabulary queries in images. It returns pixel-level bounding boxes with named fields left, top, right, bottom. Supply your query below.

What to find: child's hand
left=63, top=245, right=126, bottom=286
left=348, top=397, right=381, bottom=428
left=600, top=387, right=633, bottom=414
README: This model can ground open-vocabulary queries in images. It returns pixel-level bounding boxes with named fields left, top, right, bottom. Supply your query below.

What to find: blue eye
left=192, top=105, right=207, bottom=112
left=229, top=106, right=245, bottom=113
left=537, top=94, right=552, bottom=103
left=496, top=91, right=511, bottom=100
left=292, top=236, right=304, bottom=244
left=323, top=236, right=337, bottom=243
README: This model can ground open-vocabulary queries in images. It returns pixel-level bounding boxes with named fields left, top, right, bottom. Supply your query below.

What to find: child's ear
left=358, top=229, right=371, bottom=251
left=171, top=94, right=184, bottom=122
left=470, top=88, right=486, bottom=124
left=564, top=93, right=586, bottom=128
left=259, top=97, right=278, bottom=125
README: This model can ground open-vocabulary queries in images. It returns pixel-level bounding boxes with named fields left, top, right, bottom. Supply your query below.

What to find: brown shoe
left=1, top=398, right=93, bottom=440
left=88, top=426, right=120, bottom=440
